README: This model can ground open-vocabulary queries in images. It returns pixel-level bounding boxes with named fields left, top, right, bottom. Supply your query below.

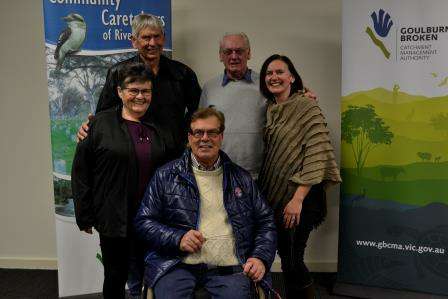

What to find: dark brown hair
left=118, top=62, right=153, bottom=89
left=259, top=54, right=304, bottom=102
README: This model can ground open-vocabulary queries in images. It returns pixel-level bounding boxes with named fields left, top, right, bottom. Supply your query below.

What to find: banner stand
left=333, top=282, right=448, bottom=299
left=339, top=0, right=448, bottom=296
left=42, top=1, right=172, bottom=296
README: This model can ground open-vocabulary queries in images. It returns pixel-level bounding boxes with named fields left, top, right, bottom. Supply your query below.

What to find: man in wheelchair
left=135, top=108, right=277, bottom=298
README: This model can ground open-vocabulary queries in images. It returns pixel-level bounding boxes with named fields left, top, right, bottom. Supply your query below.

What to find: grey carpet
left=2, top=269, right=443, bottom=298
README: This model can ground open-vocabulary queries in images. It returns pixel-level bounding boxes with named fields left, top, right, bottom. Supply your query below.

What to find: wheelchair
left=143, top=279, right=279, bottom=299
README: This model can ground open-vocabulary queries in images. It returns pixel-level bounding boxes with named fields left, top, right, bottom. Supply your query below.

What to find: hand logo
left=366, top=9, right=393, bottom=59
left=371, top=9, right=393, bottom=38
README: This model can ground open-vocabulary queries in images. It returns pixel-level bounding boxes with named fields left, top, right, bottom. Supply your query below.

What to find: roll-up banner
left=42, top=1, right=171, bottom=296
left=339, top=0, right=448, bottom=295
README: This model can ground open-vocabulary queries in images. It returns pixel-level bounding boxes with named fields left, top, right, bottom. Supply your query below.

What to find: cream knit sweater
left=183, top=167, right=240, bottom=266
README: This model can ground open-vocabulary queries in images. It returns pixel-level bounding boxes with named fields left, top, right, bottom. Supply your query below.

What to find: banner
left=42, top=1, right=171, bottom=296
left=339, top=0, right=448, bottom=295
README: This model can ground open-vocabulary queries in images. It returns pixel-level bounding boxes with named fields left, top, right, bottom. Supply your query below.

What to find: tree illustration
left=46, top=47, right=131, bottom=116
left=430, top=113, right=448, bottom=138
left=56, top=56, right=112, bottom=114
left=50, top=87, right=85, bottom=118
left=342, top=104, right=393, bottom=176
left=392, top=84, right=400, bottom=104
left=417, top=152, right=432, bottom=162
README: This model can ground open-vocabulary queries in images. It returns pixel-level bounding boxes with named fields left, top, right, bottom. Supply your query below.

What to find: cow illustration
left=379, top=166, right=405, bottom=181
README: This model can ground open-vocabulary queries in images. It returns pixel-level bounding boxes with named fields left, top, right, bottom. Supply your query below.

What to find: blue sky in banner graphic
left=43, top=0, right=171, bottom=51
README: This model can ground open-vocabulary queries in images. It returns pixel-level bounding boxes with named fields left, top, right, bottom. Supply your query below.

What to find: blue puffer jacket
left=135, top=149, right=277, bottom=288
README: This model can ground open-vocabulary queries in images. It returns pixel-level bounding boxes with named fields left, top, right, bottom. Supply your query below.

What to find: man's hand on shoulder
left=303, top=87, right=317, bottom=101
left=179, top=230, right=205, bottom=253
left=83, top=227, right=93, bottom=234
left=243, top=257, right=265, bottom=282
left=76, top=114, right=94, bottom=143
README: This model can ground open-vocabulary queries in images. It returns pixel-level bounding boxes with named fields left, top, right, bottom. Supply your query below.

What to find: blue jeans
left=153, top=263, right=252, bottom=299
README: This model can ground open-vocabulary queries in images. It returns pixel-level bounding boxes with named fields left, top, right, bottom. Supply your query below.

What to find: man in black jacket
left=77, top=13, right=201, bottom=156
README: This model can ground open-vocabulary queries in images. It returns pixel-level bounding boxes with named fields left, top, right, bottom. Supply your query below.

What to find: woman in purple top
left=71, top=62, right=176, bottom=299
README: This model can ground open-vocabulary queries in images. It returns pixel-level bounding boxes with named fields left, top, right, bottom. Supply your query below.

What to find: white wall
left=0, top=0, right=342, bottom=271
left=0, top=0, right=57, bottom=268
left=172, top=1, right=342, bottom=272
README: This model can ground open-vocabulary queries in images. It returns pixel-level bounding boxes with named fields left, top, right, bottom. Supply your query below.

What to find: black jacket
left=134, top=150, right=277, bottom=287
left=96, top=54, right=201, bottom=156
left=71, top=107, right=175, bottom=237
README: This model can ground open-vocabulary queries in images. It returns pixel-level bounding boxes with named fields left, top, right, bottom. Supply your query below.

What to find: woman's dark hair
left=259, top=54, right=304, bottom=102
left=118, top=62, right=153, bottom=88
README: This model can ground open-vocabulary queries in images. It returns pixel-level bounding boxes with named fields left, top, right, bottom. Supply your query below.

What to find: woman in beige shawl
left=258, top=54, right=341, bottom=299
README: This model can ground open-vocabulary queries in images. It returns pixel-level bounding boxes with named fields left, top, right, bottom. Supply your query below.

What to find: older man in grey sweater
left=200, top=33, right=316, bottom=179
left=200, top=33, right=266, bottom=178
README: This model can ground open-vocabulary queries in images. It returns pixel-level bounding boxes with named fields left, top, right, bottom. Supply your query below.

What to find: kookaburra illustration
left=54, top=13, right=86, bottom=70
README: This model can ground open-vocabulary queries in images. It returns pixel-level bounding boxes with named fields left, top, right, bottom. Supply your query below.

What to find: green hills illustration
left=341, top=87, right=448, bottom=206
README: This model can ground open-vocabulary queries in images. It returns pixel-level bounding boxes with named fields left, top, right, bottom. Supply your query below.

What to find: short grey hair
left=219, top=32, right=251, bottom=52
left=131, top=13, right=165, bottom=37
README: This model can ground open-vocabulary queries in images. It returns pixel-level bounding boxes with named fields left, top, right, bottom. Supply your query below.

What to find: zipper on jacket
left=177, top=171, right=201, bottom=230
left=221, top=162, right=245, bottom=265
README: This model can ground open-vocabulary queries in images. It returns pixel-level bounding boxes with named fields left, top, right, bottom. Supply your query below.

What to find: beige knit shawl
left=259, top=93, right=341, bottom=208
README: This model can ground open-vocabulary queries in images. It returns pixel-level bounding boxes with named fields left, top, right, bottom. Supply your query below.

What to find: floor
left=1, top=269, right=446, bottom=299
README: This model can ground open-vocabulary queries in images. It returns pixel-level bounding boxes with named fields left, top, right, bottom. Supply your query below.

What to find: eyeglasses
left=122, top=88, right=152, bottom=97
left=221, top=48, right=247, bottom=56
left=189, top=129, right=222, bottom=138
left=138, top=34, right=163, bottom=43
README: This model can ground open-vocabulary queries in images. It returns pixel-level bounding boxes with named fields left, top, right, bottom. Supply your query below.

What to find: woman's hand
left=283, top=185, right=311, bottom=228
left=283, top=197, right=303, bottom=228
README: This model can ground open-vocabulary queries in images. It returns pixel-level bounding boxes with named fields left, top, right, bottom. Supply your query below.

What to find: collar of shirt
left=135, top=54, right=171, bottom=79
left=191, top=152, right=221, bottom=171
left=221, top=69, right=253, bottom=86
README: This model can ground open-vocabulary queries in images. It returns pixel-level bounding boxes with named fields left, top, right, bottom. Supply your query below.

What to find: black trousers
left=275, top=184, right=325, bottom=298
left=276, top=219, right=313, bottom=298
left=99, top=234, right=145, bottom=299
